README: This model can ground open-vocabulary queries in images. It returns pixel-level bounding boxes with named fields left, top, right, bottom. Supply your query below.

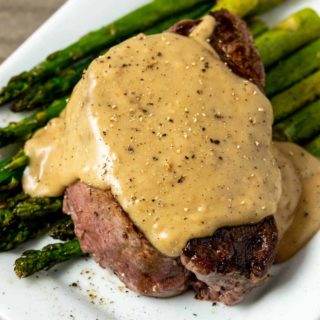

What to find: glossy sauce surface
left=23, top=16, right=282, bottom=257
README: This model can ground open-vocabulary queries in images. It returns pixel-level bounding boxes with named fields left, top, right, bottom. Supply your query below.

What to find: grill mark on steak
left=63, top=10, right=277, bottom=305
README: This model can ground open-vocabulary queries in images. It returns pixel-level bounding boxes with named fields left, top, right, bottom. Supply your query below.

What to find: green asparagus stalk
left=11, top=62, right=86, bottom=112
left=211, top=0, right=285, bottom=17
left=272, top=70, right=320, bottom=122
left=266, top=39, right=320, bottom=97
left=0, top=151, right=28, bottom=192
left=0, top=219, right=51, bottom=252
left=0, top=98, right=68, bottom=147
left=247, top=17, right=268, bottom=38
left=0, top=192, right=29, bottom=209
left=0, top=196, right=62, bottom=228
left=0, top=170, right=22, bottom=187
left=0, top=0, right=209, bottom=105
left=252, top=0, right=287, bottom=15
left=0, top=150, right=29, bottom=190
left=255, top=8, right=320, bottom=68
left=0, top=149, right=28, bottom=172
left=273, top=100, right=320, bottom=143
left=14, top=239, right=85, bottom=278
left=212, top=0, right=257, bottom=17
left=0, top=176, right=63, bottom=251
left=0, top=176, right=21, bottom=192
left=306, top=135, right=320, bottom=159
left=49, top=216, right=75, bottom=241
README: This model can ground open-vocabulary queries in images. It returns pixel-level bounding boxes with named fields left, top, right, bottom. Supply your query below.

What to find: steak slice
left=64, top=182, right=191, bottom=297
left=63, top=10, right=277, bottom=305
left=181, top=216, right=278, bottom=305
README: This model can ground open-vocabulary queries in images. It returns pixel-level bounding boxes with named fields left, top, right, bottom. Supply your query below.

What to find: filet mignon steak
left=63, top=10, right=278, bottom=305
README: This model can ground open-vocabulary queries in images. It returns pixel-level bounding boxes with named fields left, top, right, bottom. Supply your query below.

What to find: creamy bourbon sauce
left=23, top=16, right=282, bottom=257
left=274, top=142, right=320, bottom=263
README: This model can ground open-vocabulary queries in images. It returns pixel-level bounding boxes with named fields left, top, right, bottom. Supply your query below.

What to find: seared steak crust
left=63, top=10, right=277, bottom=305
left=168, top=10, right=265, bottom=89
left=64, top=182, right=191, bottom=297
left=181, top=216, right=278, bottom=305
left=210, top=10, right=265, bottom=89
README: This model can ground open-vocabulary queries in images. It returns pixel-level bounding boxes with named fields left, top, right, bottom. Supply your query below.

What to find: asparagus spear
left=252, top=0, right=287, bottom=15
left=0, top=174, right=22, bottom=191
left=0, top=150, right=29, bottom=191
left=0, top=98, right=68, bottom=147
left=13, top=197, right=62, bottom=221
left=273, top=100, right=320, bottom=143
left=306, top=135, right=320, bottom=159
left=255, top=8, right=320, bottom=68
left=49, top=216, right=75, bottom=241
left=0, top=171, right=24, bottom=192
left=0, top=149, right=28, bottom=172
left=0, top=0, right=209, bottom=105
left=266, top=39, right=320, bottom=97
left=0, top=196, right=62, bottom=228
left=11, top=62, right=86, bottom=112
left=272, top=70, right=320, bottom=122
left=212, top=0, right=257, bottom=17
left=0, top=192, right=29, bottom=209
left=211, top=0, right=285, bottom=17
left=0, top=217, right=57, bottom=252
left=14, top=239, right=85, bottom=278
left=0, top=173, right=22, bottom=191
left=247, top=17, right=268, bottom=38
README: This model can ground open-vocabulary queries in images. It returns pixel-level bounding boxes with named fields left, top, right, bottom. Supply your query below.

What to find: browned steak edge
left=181, top=216, right=278, bottom=305
left=168, top=10, right=265, bottom=89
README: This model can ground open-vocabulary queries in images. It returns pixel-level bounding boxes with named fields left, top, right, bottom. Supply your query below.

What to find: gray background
left=0, top=0, right=65, bottom=63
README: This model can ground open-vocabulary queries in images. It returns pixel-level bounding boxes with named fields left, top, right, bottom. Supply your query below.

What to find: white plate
left=0, top=1, right=320, bottom=319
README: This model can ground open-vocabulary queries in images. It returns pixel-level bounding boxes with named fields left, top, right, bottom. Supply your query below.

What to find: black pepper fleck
left=177, top=176, right=185, bottom=183
left=210, top=138, right=221, bottom=145
left=214, top=113, right=224, bottom=119
left=127, top=146, right=134, bottom=153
